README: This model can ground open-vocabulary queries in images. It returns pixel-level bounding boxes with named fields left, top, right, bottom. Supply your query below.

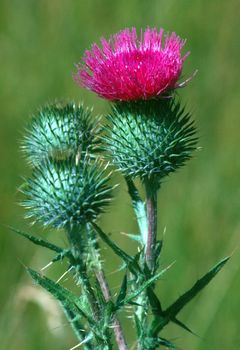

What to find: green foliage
left=28, top=268, right=93, bottom=322
left=104, top=98, right=197, bottom=183
left=21, top=159, right=113, bottom=228
left=150, top=256, right=230, bottom=337
left=125, top=177, right=148, bottom=244
left=23, top=102, right=100, bottom=166
left=117, top=266, right=172, bottom=309
left=164, top=256, right=229, bottom=318
left=1, top=2, right=239, bottom=350
left=28, top=268, right=95, bottom=348
left=7, top=225, right=64, bottom=253
left=7, top=9, right=230, bottom=350
left=92, top=222, right=229, bottom=348
left=91, top=222, right=142, bottom=276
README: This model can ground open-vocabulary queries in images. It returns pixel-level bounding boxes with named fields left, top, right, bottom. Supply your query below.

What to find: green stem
left=88, top=226, right=129, bottom=350
left=66, top=225, right=100, bottom=321
left=67, top=225, right=114, bottom=349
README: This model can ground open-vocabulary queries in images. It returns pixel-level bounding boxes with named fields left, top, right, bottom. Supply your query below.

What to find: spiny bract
left=21, top=159, right=113, bottom=228
left=23, top=102, right=100, bottom=166
left=104, top=98, right=197, bottom=181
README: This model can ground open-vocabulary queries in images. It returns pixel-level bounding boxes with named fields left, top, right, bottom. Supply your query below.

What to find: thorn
left=103, top=161, right=110, bottom=170
left=56, top=266, right=73, bottom=284
left=229, top=246, right=238, bottom=257
left=41, top=261, right=53, bottom=271
left=178, top=69, right=198, bottom=88
left=69, top=334, right=92, bottom=350
left=106, top=266, right=125, bottom=276
left=69, top=343, right=82, bottom=350
left=163, top=226, right=167, bottom=237
left=17, top=258, right=28, bottom=270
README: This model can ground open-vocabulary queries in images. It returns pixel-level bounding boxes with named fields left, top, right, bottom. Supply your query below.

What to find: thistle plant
left=13, top=27, right=229, bottom=350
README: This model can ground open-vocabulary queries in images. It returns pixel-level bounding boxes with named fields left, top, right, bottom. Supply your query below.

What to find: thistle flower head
left=104, top=99, right=197, bottom=182
left=21, top=159, right=113, bottom=229
left=75, top=27, right=189, bottom=101
left=23, top=102, right=100, bottom=166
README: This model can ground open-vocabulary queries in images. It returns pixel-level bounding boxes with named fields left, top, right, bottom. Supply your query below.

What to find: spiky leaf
left=118, top=263, right=172, bottom=308
left=27, top=268, right=94, bottom=324
left=8, top=226, right=63, bottom=253
left=116, top=274, right=128, bottom=306
left=91, top=223, right=141, bottom=276
left=151, top=256, right=229, bottom=335
left=165, top=256, right=229, bottom=318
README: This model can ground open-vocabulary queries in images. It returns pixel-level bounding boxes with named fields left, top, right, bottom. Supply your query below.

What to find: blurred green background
left=0, top=0, right=239, bottom=349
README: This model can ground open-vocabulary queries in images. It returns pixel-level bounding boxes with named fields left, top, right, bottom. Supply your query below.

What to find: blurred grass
left=0, top=0, right=239, bottom=349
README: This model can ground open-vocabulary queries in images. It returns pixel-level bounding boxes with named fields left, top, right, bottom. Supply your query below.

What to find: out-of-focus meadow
left=0, top=0, right=239, bottom=349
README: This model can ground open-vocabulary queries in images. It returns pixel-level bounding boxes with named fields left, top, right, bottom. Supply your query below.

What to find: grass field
left=0, top=1, right=239, bottom=349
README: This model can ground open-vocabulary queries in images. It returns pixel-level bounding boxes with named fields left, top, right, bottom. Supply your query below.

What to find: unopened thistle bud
left=21, top=159, right=113, bottom=229
left=22, top=102, right=100, bottom=166
left=104, top=98, right=197, bottom=183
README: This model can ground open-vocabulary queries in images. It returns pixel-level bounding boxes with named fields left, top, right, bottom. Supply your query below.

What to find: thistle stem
left=88, top=225, right=129, bottom=350
left=95, top=270, right=129, bottom=350
left=66, top=226, right=100, bottom=320
left=145, top=181, right=158, bottom=272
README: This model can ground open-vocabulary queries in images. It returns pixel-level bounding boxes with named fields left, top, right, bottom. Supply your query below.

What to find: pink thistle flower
left=74, top=27, right=190, bottom=101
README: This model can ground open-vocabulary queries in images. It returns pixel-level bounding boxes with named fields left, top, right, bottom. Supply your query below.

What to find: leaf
left=91, top=222, right=141, bottom=276
left=144, top=337, right=177, bottom=349
left=147, top=287, right=163, bottom=315
left=8, top=226, right=63, bottom=253
left=155, top=240, right=163, bottom=267
left=63, top=307, right=93, bottom=349
left=128, top=300, right=143, bottom=307
left=94, top=277, right=107, bottom=310
left=165, top=256, right=229, bottom=318
left=116, top=274, right=128, bottom=306
left=27, top=268, right=94, bottom=325
left=29, top=270, right=105, bottom=344
left=134, top=314, right=142, bottom=338
left=155, top=337, right=177, bottom=349
left=172, top=317, right=197, bottom=336
left=125, top=177, right=148, bottom=244
left=119, top=263, right=173, bottom=308
left=151, top=256, right=229, bottom=335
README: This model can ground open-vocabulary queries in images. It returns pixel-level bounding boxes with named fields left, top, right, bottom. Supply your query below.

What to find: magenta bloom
left=74, top=27, right=189, bottom=101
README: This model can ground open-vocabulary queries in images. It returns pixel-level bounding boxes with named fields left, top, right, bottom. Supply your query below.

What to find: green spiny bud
left=104, top=98, right=197, bottom=182
left=21, top=159, right=113, bottom=229
left=22, top=101, right=100, bottom=166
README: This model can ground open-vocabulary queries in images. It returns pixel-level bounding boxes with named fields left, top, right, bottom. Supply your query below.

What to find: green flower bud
left=21, top=159, right=113, bottom=228
left=104, top=98, right=197, bottom=183
left=22, top=102, right=100, bottom=166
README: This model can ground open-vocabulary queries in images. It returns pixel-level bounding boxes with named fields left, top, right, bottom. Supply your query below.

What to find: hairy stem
left=67, top=225, right=100, bottom=320
left=88, top=225, right=129, bottom=350
left=96, top=270, right=128, bottom=350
